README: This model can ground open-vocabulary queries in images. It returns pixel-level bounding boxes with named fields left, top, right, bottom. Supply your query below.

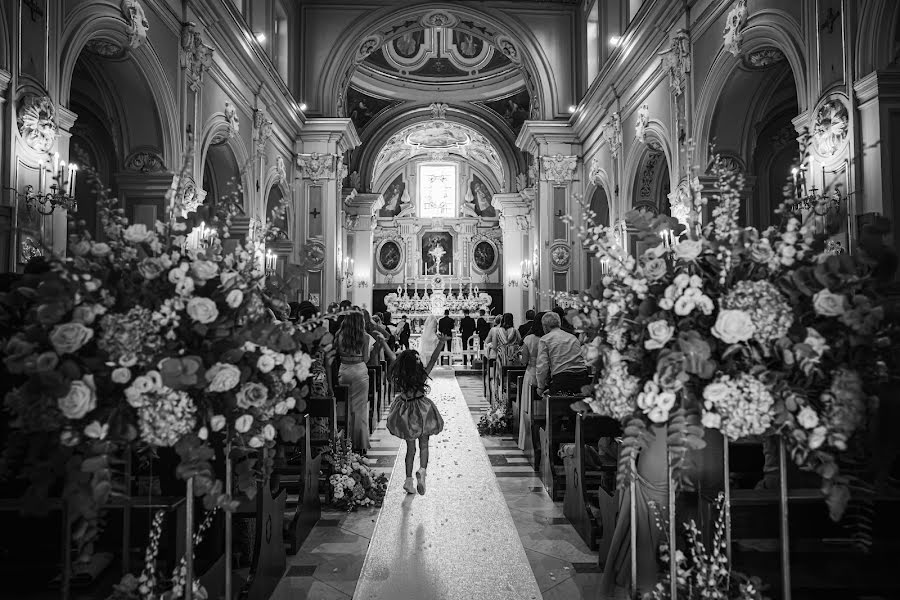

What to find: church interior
left=0, top=1, right=899, bottom=599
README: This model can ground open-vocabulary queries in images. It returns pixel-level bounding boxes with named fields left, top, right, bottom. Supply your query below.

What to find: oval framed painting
left=471, top=239, right=498, bottom=275
left=376, top=239, right=404, bottom=274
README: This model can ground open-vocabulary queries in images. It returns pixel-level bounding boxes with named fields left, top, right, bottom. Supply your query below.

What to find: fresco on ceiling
left=346, top=87, right=396, bottom=131
left=406, top=124, right=470, bottom=149
left=379, top=174, right=406, bottom=218
left=482, top=89, right=531, bottom=134
left=453, top=31, right=484, bottom=58
left=393, top=30, right=425, bottom=58
left=469, top=174, right=497, bottom=218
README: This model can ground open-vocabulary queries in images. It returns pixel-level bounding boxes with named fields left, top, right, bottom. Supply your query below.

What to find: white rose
left=49, top=322, right=94, bottom=355
left=263, top=424, right=276, bottom=441
left=205, top=363, right=241, bottom=392
left=248, top=436, right=265, bottom=448
left=198, top=426, right=209, bottom=441
left=84, top=421, right=108, bottom=440
left=186, top=297, right=219, bottom=324
left=656, top=391, right=677, bottom=412
left=90, top=242, right=111, bottom=257
left=225, top=289, right=244, bottom=309
left=711, top=310, right=755, bottom=344
left=235, top=414, right=254, bottom=433
left=285, top=398, right=296, bottom=410
left=274, top=401, right=288, bottom=415
left=192, top=260, right=219, bottom=281
left=796, top=406, right=819, bottom=429
left=803, top=327, right=829, bottom=356
left=673, top=239, right=703, bottom=261
left=703, top=382, right=732, bottom=404
left=111, top=367, right=132, bottom=384
left=168, top=267, right=186, bottom=284
left=132, top=375, right=155, bottom=394
left=812, top=289, right=847, bottom=317
left=701, top=411, right=722, bottom=429
left=647, top=406, right=669, bottom=423
left=123, top=223, right=154, bottom=244
left=257, top=354, right=276, bottom=374
left=658, top=297, right=674, bottom=311
left=210, top=415, right=227, bottom=432
left=674, top=296, right=695, bottom=316
left=125, top=387, right=145, bottom=407
left=644, top=320, right=674, bottom=350
left=808, top=426, right=827, bottom=449
left=58, top=375, right=97, bottom=419
left=176, top=277, right=195, bottom=296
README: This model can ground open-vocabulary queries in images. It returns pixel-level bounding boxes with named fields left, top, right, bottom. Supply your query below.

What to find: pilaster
left=495, top=192, right=534, bottom=321
left=344, top=193, right=384, bottom=310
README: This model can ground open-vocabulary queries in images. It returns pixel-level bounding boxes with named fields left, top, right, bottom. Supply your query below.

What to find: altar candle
left=70, top=165, right=77, bottom=197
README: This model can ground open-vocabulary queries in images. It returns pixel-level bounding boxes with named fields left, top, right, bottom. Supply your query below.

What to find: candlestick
left=38, top=158, right=45, bottom=193
left=53, top=152, right=59, bottom=178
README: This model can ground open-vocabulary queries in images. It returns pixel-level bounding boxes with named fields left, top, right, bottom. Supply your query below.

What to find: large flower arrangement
left=570, top=157, right=895, bottom=519
left=323, top=437, right=388, bottom=511
left=0, top=172, right=327, bottom=559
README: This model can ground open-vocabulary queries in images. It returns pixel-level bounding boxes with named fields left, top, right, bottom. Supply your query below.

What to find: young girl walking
left=386, top=337, right=449, bottom=495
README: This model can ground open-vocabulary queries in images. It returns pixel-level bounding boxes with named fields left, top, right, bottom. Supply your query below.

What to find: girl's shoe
left=415, top=468, right=426, bottom=495
left=403, top=477, right=416, bottom=494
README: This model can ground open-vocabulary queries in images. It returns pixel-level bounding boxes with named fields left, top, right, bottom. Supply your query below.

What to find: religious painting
left=472, top=240, right=498, bottom=274
left=379, top=175, right=406, bottom=218
left=453, top=30, right=484, bottom=59
left=469, top=174, right=497, bottom=218
left=377, top=239, right=403, bottom=274
left=393, top=30, right=424, bottom=58
left=482, top=89, right=531, bottom=134
left=421, top=231, right=453, bottom=276
left=346, top=87, right=396, bottom=132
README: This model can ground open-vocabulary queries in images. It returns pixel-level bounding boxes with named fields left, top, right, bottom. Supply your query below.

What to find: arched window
left=418, top=163, right=457, bottom=218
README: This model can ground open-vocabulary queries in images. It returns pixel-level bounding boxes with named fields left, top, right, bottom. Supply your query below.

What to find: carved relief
left=635, top=104, right=649, bottom=144
left=17, top=95, right=58, bottom=153
left=812, top=98, right=849, bottom=157
left=429, top=102, right=448, bottom=119
left=224, top=101, right=239, bottom=138
left=297, top=153, right=337, bottom=183
left=121, top=0, right=149, bottom=49
left=723, top=0, right=749, bottom=57
left=495, top=36, right=521, bottom=63
left=744, top=47, right=785, bottom=69
left=660, top=29, right=690, bottom=96
left=356, top=36, right=382, bottom=63
left=550, top=242, right=571, bottom=269
left=180, top=23, right=214, bottom=91
left=540, top=154, right=578, bottom=184
left=349, top=171, right=361, bottom=191
left=124, top=151, right=165, bottom=173
left=603, top=112, right=622, bottom=159
left=667, top=180, right=692, bottom=227
left=275, top=156, right=286, bottom=185
left=421, top=10, right=457, bottom=28
left=589, top=157, right=603, bottom=185
left=639, top=151, right=663, bottom=201
left=85, top=40, right=125, bottom=58
left=306, top=240, right=326, bottom=270
left=254, top=109, right=273, bottom=154
left=178, top=176, right=206, bottom=213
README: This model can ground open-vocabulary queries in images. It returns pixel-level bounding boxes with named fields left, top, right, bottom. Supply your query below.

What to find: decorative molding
left=540, top=154, right=578, bottom=184
left=660, top=29, right=690, bottom=97
left=667, top=179, right=692, bottom=228
left=16, top=95, right=58, bottom=153
left=274, top=155, right=286, bottom=185
left=121, top=0, right=149, bottom=49
left=224, top=101, right=239, bottom=139
left=499, top=213, right=531, bottom=232
left=589, top=157, right=603, bottom=184
left=306, top=240, right=326, bottom=270
left=349, top=171, right=361, bottom=191
left=297, top=153, right=337, bottom=183
left=253, top=109, right=272, bottom=154
left=603, top=112, right=622, bottom=159
left=420, top=10, right=458, bottom=28
left=175, top=175, right=206, bottom=213
left=723, top=0, right=749, bottom=57
left=495, top=35, right=521, bottom=64
left=635, top=104, right=649, bottom=144
left=356, top=36, right=382, bottom=63
left=549, top=241, right=571, bottom=270
left=743, top=47, right=785, bottom=69
left=85, top=39, right=126, bottom=58
left=180, top=23, right=214, bottom=91
left=124, top=150, right=165, bottom=173
left=429, top=102, right=448, bottom=119
left=638, top=151, right=664, bottom=202
left=812, top=97, right=849, bottom=157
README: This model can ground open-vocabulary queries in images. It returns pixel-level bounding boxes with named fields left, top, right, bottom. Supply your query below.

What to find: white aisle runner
left=353, top=369, right=542, bottom=600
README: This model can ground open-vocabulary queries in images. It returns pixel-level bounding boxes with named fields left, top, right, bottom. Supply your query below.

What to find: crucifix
left=820, top=7, right=840, bottom=34
left=23, top=0, right=44, bottom=21
left=309, top=207, right=320, bottom=219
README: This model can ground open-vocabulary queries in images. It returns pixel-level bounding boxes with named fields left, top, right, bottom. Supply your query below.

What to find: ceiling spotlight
left=609, top=35, right=622, bottom=47
left=299, top=102, right=308, bottom=112
left=568, top=105, right=577, bottom=114
left=254, top=32, right=266, bottom=43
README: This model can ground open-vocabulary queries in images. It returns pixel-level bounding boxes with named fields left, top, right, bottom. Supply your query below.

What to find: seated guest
left=517, top=312, right=545, bottom=449
left=518, top=309, right=535, bottom=339
left=536, top=312, right=589, bottom=395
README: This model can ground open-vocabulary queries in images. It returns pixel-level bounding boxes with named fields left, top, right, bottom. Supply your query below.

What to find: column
left=516, top=122, right=581, bottom=310
left=452, top=218, right=479, bottom=278
left=344, top=193, right=384, bottom=310
left=297, top=119, right=360, bottom=305
left=495, top=193, right=533, bottom=321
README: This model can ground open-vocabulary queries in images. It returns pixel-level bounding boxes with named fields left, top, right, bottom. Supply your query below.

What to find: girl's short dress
left=386, top=393, right=444, bottom=440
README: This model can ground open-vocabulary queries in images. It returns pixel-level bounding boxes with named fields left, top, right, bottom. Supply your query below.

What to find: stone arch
left=855, top=0, right=900, bottom=76
left=318, top=3, right=557, bottom=120
left=262, top=162, right=293, bottom=239
left=623, top=119, right=675, bottom=212
left=58, top=3, right=179, bottom=167
left=694, top=8, right=808, bottom=167
left=0, top=5, right=9, bottom=70
left=198, top=115, right=252, bottom=213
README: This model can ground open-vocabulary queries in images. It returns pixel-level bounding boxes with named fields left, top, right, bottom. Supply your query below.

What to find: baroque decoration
left=16, top=95, right=58, bottom=153
left=812, top=98, right=849, bottom=157
left=180, top=23, right=214, bottom=91
left=429, top=102, right=449, bottom=119
left=540, top=154, right=578, bottom=184
left=723, top=0, right=749, bottom=57
left=667, top=178, right=695, bottom=227
left=660, top=29, right=690, bottom=96
left=224, top=101, right=239, bottom=139
left=85, top=39, right=126, bottom=58
left=254, top=109, right=273, bottom=154
left=124, top=151, right=166, bottom=173
left=297, top=153, right=337, bottom=183
left=550, top=242, right=572, bottom=269
left=604, top=112, right=622, bottom=159
left=305, top=240, right=326, bottom=270
left=274, top=155, right=287, bottom=185
left=121, top=0, right=149, bottom=49
left=744, top=47, right=786, bottom=69
left=635, top=104, right=650, bottom=144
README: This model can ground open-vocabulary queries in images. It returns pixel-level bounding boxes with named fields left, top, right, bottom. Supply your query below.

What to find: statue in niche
left=469, top=175, right=497, bottom=218
left=378, top=175, right=406, bottom=217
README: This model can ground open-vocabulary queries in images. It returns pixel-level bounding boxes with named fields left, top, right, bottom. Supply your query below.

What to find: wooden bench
left=538, top=395, right=579, bottom=500
left=562, top=413, right=621, bottom=554
left=333, top=384, right=351, bottom=439
left=523, top=386, right=543, bottom=470
left=500, top=364, right=526, bottom=417
left=367, top=366, right=378, bottom=434
left=277, top=414, right=324, bottom=555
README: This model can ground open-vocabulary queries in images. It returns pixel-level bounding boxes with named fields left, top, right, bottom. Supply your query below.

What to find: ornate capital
left=17, top=95, right=58, bottom=153
left=635, top=104, right=649, bottom=144
left=603, top=112, right=622, bottom=159
left=723, top=0, right=749, bottom=57
left=121, top=0, right=149, bottom=49
left=540, top=154, right=578, bottom=184
left=500, top=214, right=532, bottom=232
left=429, top=102, right=448, bottom=119
left=180, top=23, right=214, bottom=91
left=297, top=152, right=337, bottom=183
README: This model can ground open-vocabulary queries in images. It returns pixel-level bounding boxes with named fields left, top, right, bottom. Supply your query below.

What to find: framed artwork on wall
left=471, top=239, right=498, bottom=274
left=379, top=174, right=406, bottom=218
left=376, top=238, right=404, bottom=274
left=421, top=231, right=453, bottom=275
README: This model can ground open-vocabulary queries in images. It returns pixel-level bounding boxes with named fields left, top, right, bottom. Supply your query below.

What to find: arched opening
left=708, top=46, right=800, bottom=229
left=265, top=184, right=288, bottom=239
left=585, top=184, right=610, bottom=289
left=632, top=146, right=671, bottom=216
left=202, top=142, right=244, bottom=214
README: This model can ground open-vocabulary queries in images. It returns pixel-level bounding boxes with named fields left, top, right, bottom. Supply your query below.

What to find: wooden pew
left=523, top=386, right=543, bottom=470
left=367, top=366, right=377, bottom=434
left=333, top=384, right=351, bottom=439
left=500, top=365, right=526, bottom=427
left=278, top=414, right=324, bottom=555
left=563, top=413, right=620, bottom=554
left=538, top=395, right=579, bottom=500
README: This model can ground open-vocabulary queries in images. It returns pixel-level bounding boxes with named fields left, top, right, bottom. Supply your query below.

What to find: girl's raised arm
left=424, top=335, right=451, bottom=375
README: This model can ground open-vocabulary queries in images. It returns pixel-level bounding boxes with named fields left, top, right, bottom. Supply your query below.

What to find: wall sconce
left=10, top=153, right=79, bottom=216
left=340, top=257, right=355, bottom=288
left=508, top=279, right=519, bottom=288
left=265, top=250, right=278, bottom=277
left=356, top=280, right=369, bottom=288
left=520, top=259, right=533, bottom=288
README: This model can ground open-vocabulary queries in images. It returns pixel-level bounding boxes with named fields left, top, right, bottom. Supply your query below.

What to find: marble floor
left=272, top=368, right=603, bottom=600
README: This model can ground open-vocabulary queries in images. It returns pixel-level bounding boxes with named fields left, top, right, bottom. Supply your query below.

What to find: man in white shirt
left=536, top=312, right=590, bottom=395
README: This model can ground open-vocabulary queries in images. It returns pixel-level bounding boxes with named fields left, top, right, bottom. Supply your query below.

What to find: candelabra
left=9, top=152, right=79, bottom=216
left=788, top=167, right=848, bottom=239
left=520, top=259, right=533, bottom=288
left=265, top=250, right=278, bottom=277
left=340, top=257, right=355, bottom=288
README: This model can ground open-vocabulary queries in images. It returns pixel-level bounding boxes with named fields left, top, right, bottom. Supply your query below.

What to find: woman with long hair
left=517, top=312, right=545, bottom=449
left=418, top=315, right=440, bottom=366
left=492, top=313, right=522, bottom=399
left=336, top=312, right=373, bottom=452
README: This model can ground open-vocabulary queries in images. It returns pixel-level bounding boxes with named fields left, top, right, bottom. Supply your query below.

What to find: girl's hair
left=493, top=315, right=502, bottom=326
left=529, top=312, right=547, bottom=337
left=336, top=312, right=366, bottom=355
left=390, top=350, right=430, bottom=396
left=501, top=312, right=514, bottom=329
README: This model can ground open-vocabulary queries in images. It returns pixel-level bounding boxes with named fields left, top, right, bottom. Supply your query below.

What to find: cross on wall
left=309, top=208, right=320, bottom=219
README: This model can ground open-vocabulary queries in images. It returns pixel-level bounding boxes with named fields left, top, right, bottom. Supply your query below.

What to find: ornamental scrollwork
left=540, top=154, right=578, bottom=184
left=224, top=101, right=239, bottom=139
left=635, top=104, right=650, bottom=144
left=124, top=151, right=165, bottom=173
left=297, top=153, right=337, bottom=183
left=180, top=23, right=214, bottom=91
left=275, top=156, right=286, bottom=185
left=603, top=112, right=622, bottom=159
left=812, top=98, right=849, bottom=157
left=723, top=0, right=749, bottom=57
left=660, top=29, right=690, bottom=97
left=550, top=242, right=571, bottom=270
left=254, top=109, right=273, bottom=154
left=121, top=0, right=149, bottom=49
left=589, top=157, right=603, bottom=185
left=17, top=95, right=58, bottom=153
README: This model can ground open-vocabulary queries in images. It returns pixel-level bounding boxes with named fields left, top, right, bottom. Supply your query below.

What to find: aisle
left=352, top=369, right=543, bottom=600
